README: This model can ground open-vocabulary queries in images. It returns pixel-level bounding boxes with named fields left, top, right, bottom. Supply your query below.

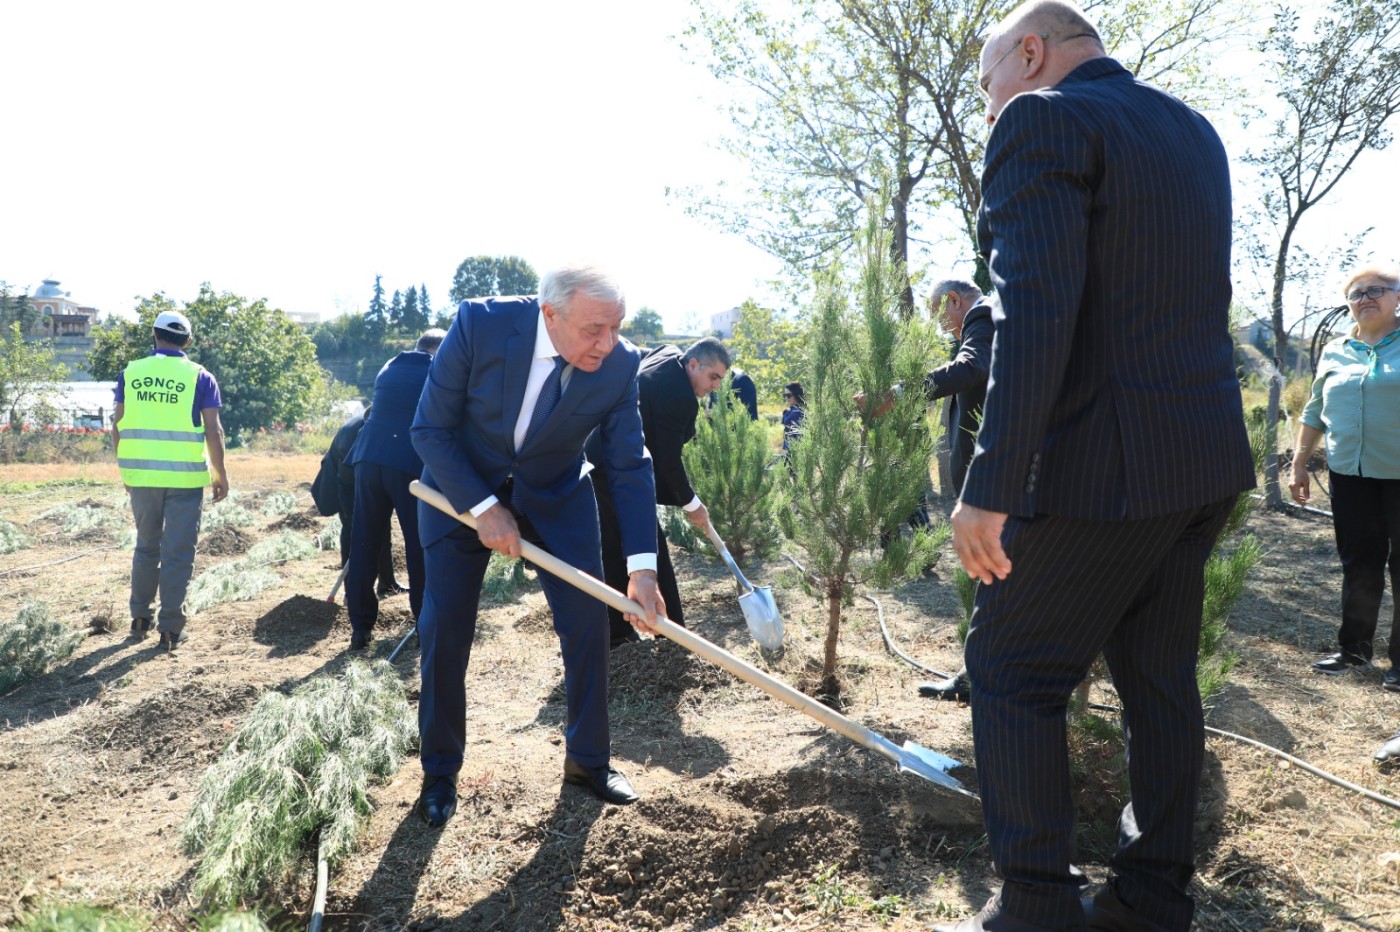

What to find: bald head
left=979, top=0, right=1105, bottom=125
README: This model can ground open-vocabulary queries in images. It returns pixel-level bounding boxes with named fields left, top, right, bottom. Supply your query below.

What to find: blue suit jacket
left=411, top=297, right=657, bottom=567
left=962, top=58, right=1254, bottom=521
left=347, top=350, right=432, bottom=476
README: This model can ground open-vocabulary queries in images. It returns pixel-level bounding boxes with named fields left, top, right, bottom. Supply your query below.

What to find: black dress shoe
left=349, top=630, right=371, bottom=651
left=1384, top=668, right=1400, bottom=693
left=377, top=581, right=411, bottom=598
left=919, top=670, right=972, bottom=703
left=1083, top=883, right=1169, bottom=932
left=418, top=774, right=457, bottom=827
left=563, top=757, right=639, bottom=805
left=932, top=894, right=1044, bottom=931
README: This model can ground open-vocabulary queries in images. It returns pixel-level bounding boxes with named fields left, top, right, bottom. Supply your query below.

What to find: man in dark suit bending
left=589, top=337, right=730, bottom=648
left=411, top=266, right=667, bottom=827
left=940, top=3, right=1254, bottom=930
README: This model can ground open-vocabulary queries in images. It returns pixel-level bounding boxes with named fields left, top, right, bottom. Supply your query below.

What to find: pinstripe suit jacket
left=961, top=57, right=1255, bottom=522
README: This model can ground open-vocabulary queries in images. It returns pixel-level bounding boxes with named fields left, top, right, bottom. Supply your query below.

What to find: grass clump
left=38, top=501, right=126, bottom=538
left=17, top=903, right=147, bottom=931
left=0, top=518, right=30, bottom=554
left=0, top=476, right=111, bottom=496
left=186, top=531, right=320, bottom=615
left=0, top=602, right=84, bottom=695
left=258, top=491, right=299, bottom=517
left=182, top=660, right=416, bottom=908
left=244, top=531, right=316, bottom=566
left=314, top=516, right=341, bottom=552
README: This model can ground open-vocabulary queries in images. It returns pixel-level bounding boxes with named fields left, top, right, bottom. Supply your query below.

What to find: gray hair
left=416, top=328, right=447, bottom=353
left=929, top=279, right=983, bottom=309
left=538, top=265, right=626, bottom=317
left=682, top=336, right=732, bottom=370
left=988, top=0, right=1102, bottom=51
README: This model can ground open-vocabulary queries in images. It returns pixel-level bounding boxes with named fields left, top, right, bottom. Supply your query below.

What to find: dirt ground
left=3, top=455, right=1400, bottom=931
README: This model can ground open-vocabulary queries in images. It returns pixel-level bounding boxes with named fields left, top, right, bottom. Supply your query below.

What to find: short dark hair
left=683, top=336, right=731, bottom=370
left=153, top=327, right=190, bottom=347
left=416, top=328, right=447, bottom=353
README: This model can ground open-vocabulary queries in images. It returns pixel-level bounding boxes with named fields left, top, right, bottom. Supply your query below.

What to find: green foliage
left=0, top=476, right=110, bottom=495
left=1198, top=534, right=1258, bottom=701
left=658, top=505, right=702, bottom=553
left=728, top=301, right=805, bottom=403
left=258, top=491, right=299, bottom=516
left=187, top=564, right=282, bottom=616
left=621, top=306, right=666, bottom=344
left=482, top=552, right=533, bottom=602
left=0, top=602, right=84, bottom=695
left=0, top=518, right=31, bottom=554
left=804, top=863, right=863, bottom=916
left=684, top=375, right=783, bottom=561
left=197, top=912, right=271, bottom=932
left=202, top=498, right=256, bottom=531
left=0, top=320, right=69, bottom=428
left=245, top=531, right=317, bottom=566
left=16, top=903, right=147, bottom=931
left=450, top=255, right=539, bottom=304
left=366, top=274, right=388, bottom=340
left=88, top=288, right=335, bottom=445
left=182, top=660, right=416, bottom=907
left=38, top=501, right=126, bottom=538
left=315, top=516, right=341, bottom=552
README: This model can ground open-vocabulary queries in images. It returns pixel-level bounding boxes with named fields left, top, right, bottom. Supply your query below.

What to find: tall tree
left=682, top=0, right=1248, bottom=303
left=449, top=255, right=539, bottom=304
left=366, top=274, right=388, bottom=339
left=0, top=322, right=69, bottom=428
left=728, top=300, right=804, bottom=403
left=401, top=285, right=427, bottom=332
left=388, top=289, right=404, bottom=329
left=621, top=307, right=666, bottom=344
left=0, top=282, right=41, bottom=336
left=419, top=283, right=434, bottom=327
left=1244, top=0, right=1400, bottom=506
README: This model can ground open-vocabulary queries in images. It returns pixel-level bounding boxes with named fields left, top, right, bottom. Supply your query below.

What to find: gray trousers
left=128, top=486, right=204, bottom=635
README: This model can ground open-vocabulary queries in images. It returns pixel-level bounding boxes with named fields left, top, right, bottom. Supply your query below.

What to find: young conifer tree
left=779, top=192, right=945, bottom=692
left=683, top=373, right=783, bottom=561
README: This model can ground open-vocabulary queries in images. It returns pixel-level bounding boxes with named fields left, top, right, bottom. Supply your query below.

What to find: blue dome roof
left=32, top=279, right=68, bottom=299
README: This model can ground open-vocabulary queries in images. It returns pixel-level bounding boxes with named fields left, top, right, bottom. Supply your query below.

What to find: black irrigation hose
left=850, top=578, right=1400, bottom=813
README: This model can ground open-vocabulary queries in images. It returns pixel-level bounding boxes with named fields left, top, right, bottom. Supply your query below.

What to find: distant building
left=284, top=309, right=320, bottom=327
left=710, top=306, right=742, bottom=338
left=28, top=279, right=100, bottom=338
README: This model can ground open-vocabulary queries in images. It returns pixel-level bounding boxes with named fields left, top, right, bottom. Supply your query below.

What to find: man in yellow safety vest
left=113, top=310, right=228, bottom=651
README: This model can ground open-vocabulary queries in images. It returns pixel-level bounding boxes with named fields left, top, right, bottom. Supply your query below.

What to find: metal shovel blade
left=898, top=740, right=978, bottom=799
left=738, top=586, right=784, bottom=650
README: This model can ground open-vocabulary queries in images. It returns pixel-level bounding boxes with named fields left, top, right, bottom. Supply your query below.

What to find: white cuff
left=626, top=554, right=658, bottom=574
left=681, top=496, right=702, bottom=512
left=470, top=495, right=499, bottom=518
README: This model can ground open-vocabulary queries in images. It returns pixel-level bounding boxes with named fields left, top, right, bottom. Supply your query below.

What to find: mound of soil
left=199, top=525, right=252, bottom=556
left=81, top=681, right=260, bottom=763
left=269, top=511, right=320, bottom=531
left=250, top=594, right=343, bottom=652
left=607, top=640, right=728, bottom=702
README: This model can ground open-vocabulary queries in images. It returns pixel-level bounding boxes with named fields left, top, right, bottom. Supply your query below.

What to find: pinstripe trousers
left=965, top=497, right=1234, bottom=931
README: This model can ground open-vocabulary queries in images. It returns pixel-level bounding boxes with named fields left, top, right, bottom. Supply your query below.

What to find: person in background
left=730, top=367, right=759, bottom=420
left=590, top=337, right=730, bottom=648
left=781, top=381, right=805, bottom=459
left=113, top=310, right=228, bottom=652
left=1290, top=265, right=1400, bottom=690
left=917, top=279, right=992, bottom=704
left=310, top=406, right=403, bottom=596
left=343, top=328, right=444, bottom=650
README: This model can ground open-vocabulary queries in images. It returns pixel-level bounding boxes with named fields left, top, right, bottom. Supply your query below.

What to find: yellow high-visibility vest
left=117, top=354, right=211, bottom=489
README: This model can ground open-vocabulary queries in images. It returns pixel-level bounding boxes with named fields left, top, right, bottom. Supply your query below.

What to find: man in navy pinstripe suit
left=940, top=2, right=1255, bottom=930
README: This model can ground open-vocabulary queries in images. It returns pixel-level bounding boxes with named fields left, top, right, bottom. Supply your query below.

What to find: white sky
left=2, top=1, right=1395, bottom=334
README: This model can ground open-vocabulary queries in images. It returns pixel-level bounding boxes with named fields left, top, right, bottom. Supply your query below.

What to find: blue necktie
left=513, top=356, right=566, bottom=511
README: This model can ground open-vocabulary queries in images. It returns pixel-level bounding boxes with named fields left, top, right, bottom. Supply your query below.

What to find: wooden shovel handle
left=408, top=480, right=893, bottom=763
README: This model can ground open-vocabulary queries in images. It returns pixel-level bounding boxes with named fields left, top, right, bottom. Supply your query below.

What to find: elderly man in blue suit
left=344, top=328, right=444, bottom=650
left=411, top=265, right=666, bottom=827
left=939, top=2, right=1254, bottom=931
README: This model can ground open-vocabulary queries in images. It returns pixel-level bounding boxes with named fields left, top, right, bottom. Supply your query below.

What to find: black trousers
left=337, top=473, right=397, bottom=591
left=1328, top=470, right=1400, bottom=666
left=965, top=498, right=1233, bottom=932
left=592, top=475, right=684, bottom=647
left=346, top=461, right=425, bottom=633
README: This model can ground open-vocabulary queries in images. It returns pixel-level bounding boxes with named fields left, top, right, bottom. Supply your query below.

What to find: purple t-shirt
left=114, top=349, right=222, bottom=429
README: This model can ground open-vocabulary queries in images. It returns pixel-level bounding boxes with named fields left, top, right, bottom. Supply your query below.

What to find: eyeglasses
left=1346, top=285, right=1399, bottom=303
left=979, top=31, right=1100, bottom=99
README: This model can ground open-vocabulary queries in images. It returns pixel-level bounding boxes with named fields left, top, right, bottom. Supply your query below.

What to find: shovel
left=326, top=562, right=349, bottom=603
left=410, top=480, right=976, bottom=799
left=700, top=521, right=785, bottom=651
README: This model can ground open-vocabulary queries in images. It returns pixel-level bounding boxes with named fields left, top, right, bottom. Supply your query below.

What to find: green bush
left=482, top=552, right=533, bottom=602
left=258, top=491, right=299, bottom=516
left=0, top=602, right=84, bottom=695
left=182, top=660, right=416, bottom=907
left=202, top=497, right=256, bottom=532
left=186, top=531, right=318, bottom=615
left=314, top=516, right=341, bottom=552
left=38, top=501, right=126, bottom=538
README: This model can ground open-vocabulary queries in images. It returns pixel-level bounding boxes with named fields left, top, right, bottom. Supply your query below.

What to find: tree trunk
left=823, top=580, right=843, bottom=684
left=1264, top=364, right=1284, bottom=509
